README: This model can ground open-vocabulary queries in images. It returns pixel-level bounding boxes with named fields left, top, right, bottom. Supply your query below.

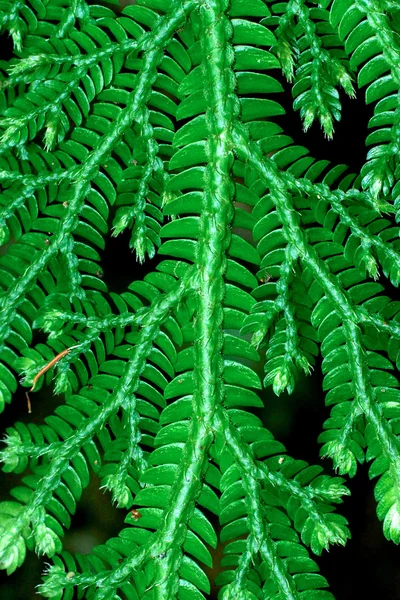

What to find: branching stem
left=0, top=0, right=195, bottom=348
left=234, top=125, right=400, bottom=494
left=0, top=271, right=190, bottom=566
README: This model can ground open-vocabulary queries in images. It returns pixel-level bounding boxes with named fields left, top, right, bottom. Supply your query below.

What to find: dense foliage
left=0, top=0, right=400, bottom=597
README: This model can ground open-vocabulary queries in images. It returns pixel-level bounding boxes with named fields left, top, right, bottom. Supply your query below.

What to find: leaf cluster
left=0, top=0, right=400, bottom=598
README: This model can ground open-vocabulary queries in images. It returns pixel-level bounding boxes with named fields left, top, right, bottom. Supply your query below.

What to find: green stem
left=276, top=246, right=306, bottom=368
left=216, top=409, right=299, bottom=599
left=149, top=1, right=236, bottom=596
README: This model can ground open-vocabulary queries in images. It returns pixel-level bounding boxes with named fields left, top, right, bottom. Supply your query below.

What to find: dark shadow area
left=274, top=73, right=374, bottom=175
left=0, top=32, right=13, bottom=61
left=100, top=228, right=162, bottom=294
left=320, top=464, right=400, bottom=600
left=62, top=473, right=127, bottom=555
left=260, top=357, right=326, bottom=465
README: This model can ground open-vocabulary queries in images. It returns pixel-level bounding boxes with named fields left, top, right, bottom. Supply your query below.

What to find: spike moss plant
left=1, top=0, right=400, bottom=597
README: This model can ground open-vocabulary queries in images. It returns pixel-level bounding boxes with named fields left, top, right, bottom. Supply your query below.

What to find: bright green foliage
left=0, top=0, right=399, bottom=598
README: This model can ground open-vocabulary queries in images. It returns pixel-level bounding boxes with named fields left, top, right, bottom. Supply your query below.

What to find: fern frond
left=275, top=0, right=355, bottom=137
left=329, top=0, right=400, bottom=199
left=235, top=125, right=400, bottom=544
left=3, top=0, right=400, bottom=597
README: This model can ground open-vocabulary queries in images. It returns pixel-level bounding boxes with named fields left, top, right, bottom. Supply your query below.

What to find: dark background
left=1, top=11, right=399, bottom=600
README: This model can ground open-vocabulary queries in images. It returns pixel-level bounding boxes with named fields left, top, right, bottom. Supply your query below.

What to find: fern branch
left=8, top=39, right=137, bottom=77
left=356, top=0, right=400, bottom=86
left=35, top=307, right=144, bottom=336
left=0, top=0, right=194, bottom=348
left=220, top=407, right=349, bottom=554
left=113, top=107, right=164, bottom=262
left=0, top=270, right=190, bottom=568
left=354, top=0, right=400, bottom=197
left=265, top=245, right=312, bottom=394
left=236, top=126, right=400, bottom=538
left=290, top=177, right=400, bottom=283
left=279, top=0, right=355, bottom=137
left=319, top=399, right=365, bottom=478
left=217, top=408, right=300, bottom=600
left=39, top=539, right=155, bottom=597
left=0, top=166, right=74, bottom=242
left=100, top=405, right=148, bottom=509
left=0, top=73, right=86, bottom=152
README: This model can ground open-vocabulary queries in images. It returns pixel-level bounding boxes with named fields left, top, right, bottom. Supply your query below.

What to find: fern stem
left=144, top=2, right=237, bottom=596
left=9, top=40, right=138, bottom=79
left=9, top=20, right=184, bottom=77
left=36, top=309, right=140, bottom=335
left=289, top=176, right=387, bottom=212
left=217, top=408, right=300, bottom=599
left=277, top=246, right=310, bottom=384
left=58, top=233, right=84, bottom=300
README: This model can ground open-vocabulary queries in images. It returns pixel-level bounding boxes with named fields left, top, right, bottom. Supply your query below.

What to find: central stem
left=195, top=0, right=235, bottom=421
left=148, top=0, right=236, bottom=596
left=68, top=3, right=237, bottom=597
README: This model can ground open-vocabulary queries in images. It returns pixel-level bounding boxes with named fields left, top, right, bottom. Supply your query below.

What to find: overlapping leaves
left=1, top=0, right=400, bottom=599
